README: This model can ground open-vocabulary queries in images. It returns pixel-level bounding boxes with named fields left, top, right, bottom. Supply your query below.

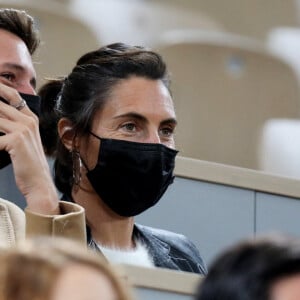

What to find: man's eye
left=1, top=73, right=15, bottom=81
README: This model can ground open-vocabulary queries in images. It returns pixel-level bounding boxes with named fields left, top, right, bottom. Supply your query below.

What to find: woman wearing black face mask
left=39, top=43, right=206, bottom=274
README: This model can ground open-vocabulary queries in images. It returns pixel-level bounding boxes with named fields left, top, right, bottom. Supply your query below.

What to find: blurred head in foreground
left=196, top=234, right=300, bottom=300
left=0, top=237, right=132, bottom=300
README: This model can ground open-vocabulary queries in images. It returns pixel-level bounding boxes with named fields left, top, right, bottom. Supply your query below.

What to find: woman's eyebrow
left=113, top=113, right=177, bottom=127
left=160, top=118, right=177, bottom=127
left=113, top=112, right=148, bottom=123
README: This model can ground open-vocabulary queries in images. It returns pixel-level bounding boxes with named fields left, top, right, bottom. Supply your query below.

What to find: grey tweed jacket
left=89, top=223, right=206, bottom=275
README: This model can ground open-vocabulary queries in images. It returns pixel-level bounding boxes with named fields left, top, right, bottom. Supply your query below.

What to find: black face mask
left=85, top=133, right=178, bottom=217
left=19, top=92, right=41, bottom=116
left=0, top=92, right=41, bottom=169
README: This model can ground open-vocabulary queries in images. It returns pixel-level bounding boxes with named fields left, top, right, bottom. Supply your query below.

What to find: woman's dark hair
left=39, top=43, right=170, bottom=196
left=38, top=79, right=65, bottom=156
left=196, top=235, right=300, bottom=300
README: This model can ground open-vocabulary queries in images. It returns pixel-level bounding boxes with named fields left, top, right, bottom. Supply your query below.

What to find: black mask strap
left=89, top=131, right=103, bottom=141
left=81, top=131, right=105, bottom=172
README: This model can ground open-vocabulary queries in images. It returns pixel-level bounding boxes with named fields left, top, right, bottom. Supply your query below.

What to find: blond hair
left=0, top=237, right=132, bottom=300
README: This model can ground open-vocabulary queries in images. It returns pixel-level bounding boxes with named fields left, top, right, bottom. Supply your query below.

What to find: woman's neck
left=72, top=185, right=135, bottom=250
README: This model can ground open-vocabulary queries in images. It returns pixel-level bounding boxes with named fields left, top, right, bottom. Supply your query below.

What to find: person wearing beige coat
left=0, top=198, right=86, bottom=248
left=0, top=8, right=86, bottom=247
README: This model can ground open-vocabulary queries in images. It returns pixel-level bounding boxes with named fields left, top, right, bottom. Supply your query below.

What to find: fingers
left=0, top=82, right=60, bottom=215
left=11, top=98, right=27, bottom=111
left=0, top=116, right=38, bottom=137
left=0, top=82, right=36, bottom=118
left=0, top=81, right=41, bottom=165
left=0, top=99, right=38, bottom=124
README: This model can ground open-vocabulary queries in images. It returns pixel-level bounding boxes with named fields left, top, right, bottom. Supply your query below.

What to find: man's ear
left=58, top=118, right=77, bottom=151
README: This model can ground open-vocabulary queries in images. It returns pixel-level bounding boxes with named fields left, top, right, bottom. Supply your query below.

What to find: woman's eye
left=122, top=123, right=137, bottom=132
left=160, top=127, right=174, bottom=137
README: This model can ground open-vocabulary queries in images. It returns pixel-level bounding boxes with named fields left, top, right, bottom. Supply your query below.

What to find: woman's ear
left=58, top=118, right=77, bottom=151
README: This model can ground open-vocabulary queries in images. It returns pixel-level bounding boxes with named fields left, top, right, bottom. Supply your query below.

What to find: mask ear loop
left=88, top=130, right=103, bottom=140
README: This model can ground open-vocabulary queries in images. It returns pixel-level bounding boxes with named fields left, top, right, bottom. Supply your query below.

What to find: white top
left=96, top=240, right=155, bottom=268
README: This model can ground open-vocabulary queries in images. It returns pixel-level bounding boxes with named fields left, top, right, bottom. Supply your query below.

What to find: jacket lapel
left=133, top=224, right=182, bottom=271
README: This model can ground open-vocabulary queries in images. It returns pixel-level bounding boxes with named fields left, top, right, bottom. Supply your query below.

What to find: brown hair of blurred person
left=0, top=238, right=132, bottom=300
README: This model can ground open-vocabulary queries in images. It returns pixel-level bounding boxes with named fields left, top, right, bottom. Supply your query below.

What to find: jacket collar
left=133, top=224, right=181, bottom=270
left=87, top=224, right=174, bottom=268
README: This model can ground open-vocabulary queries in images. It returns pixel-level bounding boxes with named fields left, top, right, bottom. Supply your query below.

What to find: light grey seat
left=157, top=30, right=300, bottom=169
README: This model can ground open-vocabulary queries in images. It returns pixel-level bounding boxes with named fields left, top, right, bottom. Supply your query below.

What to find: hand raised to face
left=0, top=82, right=59, bottom=214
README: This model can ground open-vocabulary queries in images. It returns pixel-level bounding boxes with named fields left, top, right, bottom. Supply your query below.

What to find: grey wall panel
left=136, top=177, right=255, bottom=265
left=0, top=157, right=56, bottom=209
left=256, top=192, right=300, bottom=236
left=134, top=287, right=193, bottom=300
left=0, top=165, right=25, bottom=208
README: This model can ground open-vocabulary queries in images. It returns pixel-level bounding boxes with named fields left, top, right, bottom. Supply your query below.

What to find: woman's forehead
left=95, top=77, right=175, bottom=121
